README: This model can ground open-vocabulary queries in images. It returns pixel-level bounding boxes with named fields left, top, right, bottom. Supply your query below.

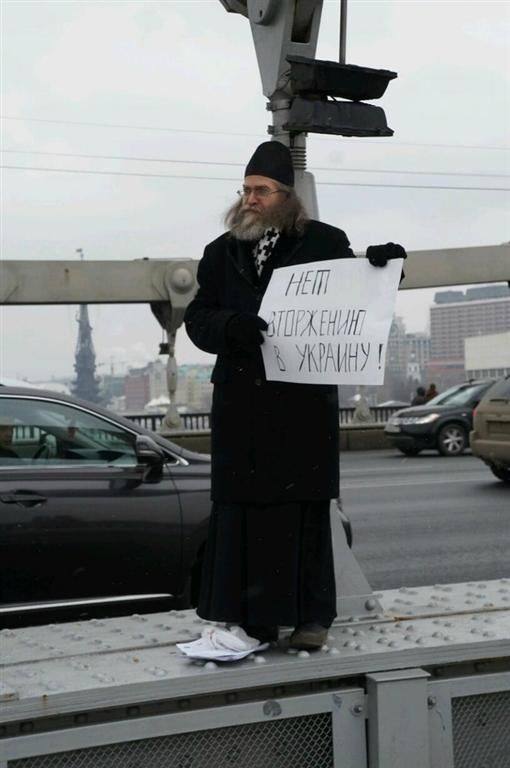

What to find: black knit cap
left=245, top=141, right=294, bottom=187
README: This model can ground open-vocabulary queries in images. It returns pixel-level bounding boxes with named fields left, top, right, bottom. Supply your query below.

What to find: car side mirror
left=135, top=435, right=164, bottom=483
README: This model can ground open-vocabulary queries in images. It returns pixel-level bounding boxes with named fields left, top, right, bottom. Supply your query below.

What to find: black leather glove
left=366, top=242, right=407, bottom=267
left=226, top=313, right=268, bottom=351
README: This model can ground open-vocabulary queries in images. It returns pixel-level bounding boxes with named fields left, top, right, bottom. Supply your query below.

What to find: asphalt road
left=340, top=449, right=510, bottom=591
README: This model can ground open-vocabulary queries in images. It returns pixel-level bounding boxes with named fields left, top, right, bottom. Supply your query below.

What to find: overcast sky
left=1, top=0, right=509, bottom=381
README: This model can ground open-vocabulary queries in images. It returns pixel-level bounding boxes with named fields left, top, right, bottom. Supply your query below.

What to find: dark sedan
left=0, top=387, right=211, bottom=627
left=384, top=379, right=495, bottom=456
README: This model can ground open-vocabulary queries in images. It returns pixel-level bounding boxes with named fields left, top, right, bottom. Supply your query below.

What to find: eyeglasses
left=237, top=186, right=287, bottom=199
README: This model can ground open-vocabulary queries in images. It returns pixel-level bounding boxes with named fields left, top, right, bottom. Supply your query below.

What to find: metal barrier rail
left=124, top=405, right=407, bottom=432
left=3, top=670, right=509, bottom=766
left=428, top=671, right=510, bottom=768
left=2, top=582, right=510, bottom=767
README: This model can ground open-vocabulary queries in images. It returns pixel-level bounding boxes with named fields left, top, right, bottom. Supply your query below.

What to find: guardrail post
left=366, top=668, right=430, bottom=768
left=331, top=691, right=368, bottom=768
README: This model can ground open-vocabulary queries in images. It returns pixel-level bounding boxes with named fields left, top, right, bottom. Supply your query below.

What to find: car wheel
left=437, top=424, right=467, bottom=456
left=397, top=445, right=421, bottom=456
left=490, top=465, right=510, bottom=484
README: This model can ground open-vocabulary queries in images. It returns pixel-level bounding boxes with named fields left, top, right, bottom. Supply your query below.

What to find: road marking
left=341, top=464, right=475, bottom=475
left=341, top=476, right=491, bottom=489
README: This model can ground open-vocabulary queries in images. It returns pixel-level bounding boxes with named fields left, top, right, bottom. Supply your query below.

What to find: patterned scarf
left=252, top=227, right=281, bottom=276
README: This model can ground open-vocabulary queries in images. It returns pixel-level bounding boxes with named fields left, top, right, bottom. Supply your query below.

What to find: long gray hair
left=224, top=184, right=309, bottom=238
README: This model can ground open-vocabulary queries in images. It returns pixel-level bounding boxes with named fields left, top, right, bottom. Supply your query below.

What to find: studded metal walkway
left=1, top=579, right=510, bottom=728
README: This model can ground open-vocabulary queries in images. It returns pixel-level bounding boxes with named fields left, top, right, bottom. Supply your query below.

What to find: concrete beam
left=0, top=244, right=507, bottom=307
left=0, top=259, right=198, bottom=306
left=388, top=243, right=509, bottom=290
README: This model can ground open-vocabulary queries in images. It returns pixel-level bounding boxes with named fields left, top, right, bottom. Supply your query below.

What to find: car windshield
left=427, top=382, right=491, bottom=407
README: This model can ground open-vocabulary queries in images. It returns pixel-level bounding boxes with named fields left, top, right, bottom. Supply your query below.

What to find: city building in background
left=123, top=360, right=213, bottom=413
left=124, top=365, right=152, bottom=411
left=378, top=318, right=431, bottom=403
left=428, top=285, right=510, bottom=389
left=465, top=331, right=510, bottom=380
left=385, top=317, right=408, bottom=380
left=174, top=364, right=214, bottom=413
left=123, top=359, right=169, bottom=412
left=405, top=331, right=431, bottom=382
left=100, top=374, right=125, bottom=411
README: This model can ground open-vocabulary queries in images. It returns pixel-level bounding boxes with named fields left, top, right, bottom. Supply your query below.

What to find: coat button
left=254, top=378, right=262, bottom=387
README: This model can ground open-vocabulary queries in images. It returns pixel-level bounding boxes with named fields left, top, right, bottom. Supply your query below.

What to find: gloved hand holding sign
left=366, top=242, right=407, bottom=267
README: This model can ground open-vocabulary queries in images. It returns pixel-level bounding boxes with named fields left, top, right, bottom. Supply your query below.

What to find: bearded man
left=185, top=140, right=403, bottom=650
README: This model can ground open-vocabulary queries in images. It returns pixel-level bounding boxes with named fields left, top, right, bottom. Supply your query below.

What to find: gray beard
left=225, top=189, right=308, bottom=240
left=229, top=208, right=279, bottom=242
left=232, top=219, right=267, bottom=241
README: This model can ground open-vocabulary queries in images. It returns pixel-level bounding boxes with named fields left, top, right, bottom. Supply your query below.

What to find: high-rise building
left=386, top=317, right=407, bottom=377
left=430, top=286, right=510, bottom=361
left=428, top=285, right=510, bottom=388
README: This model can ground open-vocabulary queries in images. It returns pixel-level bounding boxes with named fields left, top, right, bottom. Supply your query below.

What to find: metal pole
left=339, top=0, right=348, bottom=64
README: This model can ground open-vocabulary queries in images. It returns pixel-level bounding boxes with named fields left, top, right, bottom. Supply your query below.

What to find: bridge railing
left=124, top=411, right=211, bottom=431
left=338, top=405, right=407, bottom=425
left=124, top=405, right=407, bottom=432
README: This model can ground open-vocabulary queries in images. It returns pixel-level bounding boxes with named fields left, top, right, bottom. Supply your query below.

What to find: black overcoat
left=184, top=219, right=354, bottom=504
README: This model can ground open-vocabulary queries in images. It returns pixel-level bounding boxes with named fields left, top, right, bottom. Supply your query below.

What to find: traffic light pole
left=339, top=0, right=348, bottom=64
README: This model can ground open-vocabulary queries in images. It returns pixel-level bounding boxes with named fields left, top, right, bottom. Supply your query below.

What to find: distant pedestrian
left=411, top=386, right=427, bottom=406
left=425, top=383, right=439, bottom=402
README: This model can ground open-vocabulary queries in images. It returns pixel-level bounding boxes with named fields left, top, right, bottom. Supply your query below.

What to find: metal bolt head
left=170, top=267, right=194, bottom=293
left=351, top=703, right=364, bottom=716
left=427, top=696, right=437, bottom=708
left=263, top=700, right=282, bottom=718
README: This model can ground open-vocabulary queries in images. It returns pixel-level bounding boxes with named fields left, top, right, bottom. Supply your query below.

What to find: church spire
left=71, top=250, right=101, bottom=403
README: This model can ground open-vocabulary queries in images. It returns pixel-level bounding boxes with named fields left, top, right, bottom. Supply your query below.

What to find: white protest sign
left=259, top=258, right=402, bottom=385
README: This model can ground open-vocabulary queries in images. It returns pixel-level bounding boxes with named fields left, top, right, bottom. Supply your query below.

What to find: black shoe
left=241, top=625, right=278, bottom=644
left=289, top=623, right=328, bottom=650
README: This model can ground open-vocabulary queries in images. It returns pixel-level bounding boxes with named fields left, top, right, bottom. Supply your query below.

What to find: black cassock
left=184, top=220, right=354, bottom=627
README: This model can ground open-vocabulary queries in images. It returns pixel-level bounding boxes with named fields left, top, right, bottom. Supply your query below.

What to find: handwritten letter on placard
left=259, top=258, right=402, bottom=385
